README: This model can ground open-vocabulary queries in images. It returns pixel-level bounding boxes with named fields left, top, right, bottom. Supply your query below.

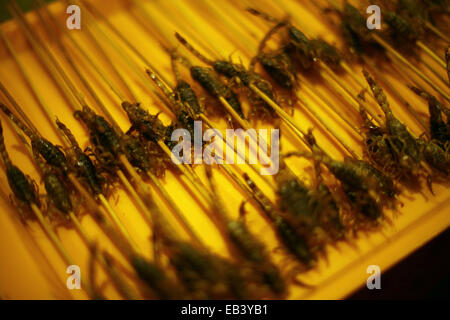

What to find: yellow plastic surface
left=0, top=0, right=449, bottom=300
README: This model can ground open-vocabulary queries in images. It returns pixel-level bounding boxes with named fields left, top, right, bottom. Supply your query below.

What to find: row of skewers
left=0, top=0, right=448, bottom=299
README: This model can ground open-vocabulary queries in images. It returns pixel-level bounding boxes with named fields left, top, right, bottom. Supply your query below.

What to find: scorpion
left=56, top=119, right=105, bottom=196
left=242, top=172, right=315, bottom=269
left=161, top=238, right=257, bottom=299
left=121, top=102, right=175, bottom=174
left=175, top=33, right=278, bottom=120
left=326, top=1, right=381, bottom=55
left=249, top=18, right=297, bottom=92
left=142, top=188, right=259, bottom=300
left=410, top=86, right=450, bottom=147
left=446, top=46, right=449, bottom=83
left=374, top=0, right=427, bottom=53
left=146, top=59, right=201, bottom=146
left=274, top=158, right=344, bottom=251
left=361, top=70, right=424, bottom=186
left=0, top=103, right=68, bottom=174
left=0, top=120, right=39, bottom=221
left=409, top=87, right=450, bottom=177
left=31, top=143, right=74, bottom=223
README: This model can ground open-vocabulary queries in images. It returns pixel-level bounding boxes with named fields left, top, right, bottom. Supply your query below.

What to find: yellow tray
left=0, top=0, right=448, bottom=300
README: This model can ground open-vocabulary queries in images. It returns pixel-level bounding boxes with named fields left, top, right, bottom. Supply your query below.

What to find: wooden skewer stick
left=416, top=41, right=446, bottom=69
left=419, top=55, right=450, bottom=88
left=133, top=0, right=222, bottom=61
left=30, top=204, right=88, bottom=285
left=295, top=89, right=360, bottom=159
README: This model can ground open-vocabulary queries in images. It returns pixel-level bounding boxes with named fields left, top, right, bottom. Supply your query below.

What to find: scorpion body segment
left=274, top=216, right=314, bottom=265
left=190, top=66, right=245, bottom=119
left=275, top=160, right=343, bottom=244
left=285, top=27, right=315, bottom=70
left=348, top=159, right=397, bottom=198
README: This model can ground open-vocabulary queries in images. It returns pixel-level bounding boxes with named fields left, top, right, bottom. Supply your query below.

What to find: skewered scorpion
left=0, top=103, right=68, bottom=174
